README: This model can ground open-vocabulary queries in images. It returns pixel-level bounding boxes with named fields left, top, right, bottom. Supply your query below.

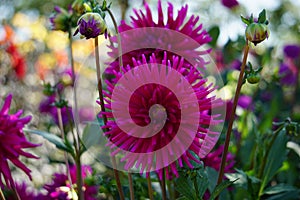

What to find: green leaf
left=258, top=9, right=266, bottom=23
left=195, top=168, right=209, bottom=198
left=208, top=26, right=220, bottom=47
left=263, top=184, right=298, bottom=195
left=24, top=128, right=73, bottom=153
left=209, top=179, right=238, bottom=200
left=81, top=120, right=103, bottom=151
left=206, top=167, right=218, bottom=192
left=260, top=131, right=288, bottom=193
left=175, top=175, right=197, bottom=200
left=241, top=16, right=250, bottom=25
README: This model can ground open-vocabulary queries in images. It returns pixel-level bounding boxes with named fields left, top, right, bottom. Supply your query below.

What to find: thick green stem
left=216, top=41, right=250, bottom=190
left=95, top=37, right=125, bottom=200
left=147, top=176, right=154, bottom=200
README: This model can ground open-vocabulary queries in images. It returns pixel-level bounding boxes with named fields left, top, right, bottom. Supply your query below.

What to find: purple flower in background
left=231, top=59, right=242, bottom=70
left=283, top=44, right=300, bottom=59
left=0, top=94, right=40, bottom=188
left=2, top=182, right=41, bottom=200
left=39, top=95, right=73, bottom=127
left=221, top=0, right=239, bottom=9
left=202, top=145, right=235, bottom=173
left=79, top=107, right=95, bottom=123
left=238, top=95, right=252, bottom=109
left=43, top=165, right=98, bottom=200
left=279, top=63, right=298, bottom=86
left=49, top=6, right=71, bottom=32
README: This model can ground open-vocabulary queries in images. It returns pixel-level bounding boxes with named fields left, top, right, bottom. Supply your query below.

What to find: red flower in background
left=1, top=25, right=27, bottom=80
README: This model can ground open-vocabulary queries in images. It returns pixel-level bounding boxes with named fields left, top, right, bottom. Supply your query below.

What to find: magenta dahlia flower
left=101, top=0, right=223, bottom=180
left=0, top=94, right=39, bottom=188
left=104, top=0, right=211, bottom=81
left=102, top=54, right=222, bottom=179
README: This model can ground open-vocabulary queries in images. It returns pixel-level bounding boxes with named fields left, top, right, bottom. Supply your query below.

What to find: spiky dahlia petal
left=0, top=94, right=40, bottom=187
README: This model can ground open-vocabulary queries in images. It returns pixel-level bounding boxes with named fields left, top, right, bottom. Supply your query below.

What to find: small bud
left=49, top=6, right=71, bottom=32
left=247, top=73, right=260, bottom=84
left=74, top=12, right=107, bottom=39
left=72, top=0, right=85, bottom=15
left=245, top=23, right=270, bottom=45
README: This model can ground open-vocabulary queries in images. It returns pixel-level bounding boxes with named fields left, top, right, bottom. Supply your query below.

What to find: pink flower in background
left=202, top=145, right=235, bottom=173
left=0, top=94, right=40, bottom=188
left=43, top=165, right=98, bottom=200
left=221, top=0, right=239, bottom=9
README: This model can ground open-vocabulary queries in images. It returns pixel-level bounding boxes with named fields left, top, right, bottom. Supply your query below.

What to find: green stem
left=216, top=41, right=250, bottom=191
left=161, top=169, right=167, bottom=200
left=68, top=29, right=84, bottom=200
left=95, top=36, right=125, bottom=200
left=194, top=177, right=200, bottom=199
left=128, top=171, right=135, bottom=200
left=147, top=176, right=154, bottom=200
left=106, top=8, right=123, bottom=73
left=0, top=187, right=5, bottom=200
left=56, top=107, right=74, bottom=197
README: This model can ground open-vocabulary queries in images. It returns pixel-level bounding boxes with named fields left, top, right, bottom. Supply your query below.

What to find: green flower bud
left=49, top=6, right=71, bottom=32
left=74, top=12, right=107, bottom=39
left=247, top=73, right=260, bottom=84
left=72, top=0, right=85, bottom=15
left=245, top=23, right=270, bottom=45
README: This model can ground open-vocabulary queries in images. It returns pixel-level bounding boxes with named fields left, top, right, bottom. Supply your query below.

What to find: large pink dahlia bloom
left=0, top=94, right=39, bottom=188
left=101, top=1, right=223, bottom=179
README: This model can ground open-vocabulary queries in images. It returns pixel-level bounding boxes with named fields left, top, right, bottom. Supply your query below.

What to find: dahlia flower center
left=126, top=83, right=181, bottom=151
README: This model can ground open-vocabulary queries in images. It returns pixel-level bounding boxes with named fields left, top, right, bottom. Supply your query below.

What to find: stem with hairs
left=216, top=41, right=250, bottom=192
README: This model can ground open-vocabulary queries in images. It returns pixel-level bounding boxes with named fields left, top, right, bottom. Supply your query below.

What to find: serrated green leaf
left=175, top=175, right=197, bottom=200
left=209, top=179, right=238, bottom=200
left=241, top=16, right=250, bottom=25
left=24, top=128, right=73, bottom=153
left=258, top=9, right=266, bottom=23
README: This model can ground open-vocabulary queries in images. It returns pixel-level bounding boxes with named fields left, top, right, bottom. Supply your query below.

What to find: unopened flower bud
left=247, top=73, right=260, bottom=84
left=245, top=23, right=270, bottom=45
left=72, top=0, right=85, bottom=15
left=74, top=12, right=107, bottom=39
left=49, top=6, right=71, bottom=32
